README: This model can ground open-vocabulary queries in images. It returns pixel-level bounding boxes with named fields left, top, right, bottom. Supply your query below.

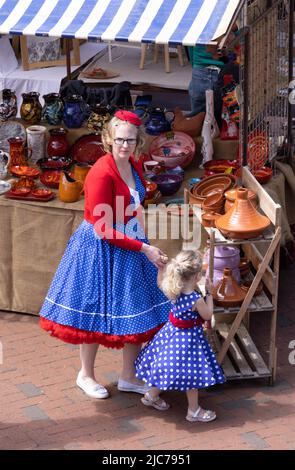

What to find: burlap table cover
left=0, top=162, right=293, bottom=315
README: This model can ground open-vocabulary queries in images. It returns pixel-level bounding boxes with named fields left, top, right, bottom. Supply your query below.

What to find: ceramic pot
left=145, top=108, right=174, bottom=135
left=215, top=188, right=271, bottom=239
left=73, top=163, right=91, bottom=187
left=0, top=89, right=17, bottom=121
left=224, top=187, right=258, bottom=212
left=42, top=93, right=63, bottom=125
left=20, top=92, right=42, bottom=124
left=204, top=246, right=240, bottom=287
left=8, top=136, right=32, bottom=170
left=63, top=95, right=90, bottom=128
left=47, top=128, right=70, bottom=158
left=212, top=267, right=246, bottom=307
left=26, top=125, right=47, bottom=164
left=58, top=172, right=84, bottom=203
left=87, top=104, right=111, bottom=132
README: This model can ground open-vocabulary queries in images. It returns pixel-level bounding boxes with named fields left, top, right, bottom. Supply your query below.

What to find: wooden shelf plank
left=236, top=324, right=271, bottom=376
left=218, top=324, right=254, bottom=377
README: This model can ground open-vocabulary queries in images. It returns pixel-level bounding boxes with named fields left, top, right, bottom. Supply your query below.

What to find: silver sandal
left=186, top=406, right=216, bottom=422
left=141, top=392, right=170, bottom=411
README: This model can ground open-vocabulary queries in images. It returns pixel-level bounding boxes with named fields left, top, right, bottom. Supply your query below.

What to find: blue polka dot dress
left=135, top=291, right=226, bottom=390
left=39, top=167, right=170, bottom=347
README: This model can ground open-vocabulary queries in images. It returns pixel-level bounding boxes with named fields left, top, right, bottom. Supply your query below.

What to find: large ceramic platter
left=0, top=120, right=26, bottom=153
left=71, top=133, right=105, bottom=164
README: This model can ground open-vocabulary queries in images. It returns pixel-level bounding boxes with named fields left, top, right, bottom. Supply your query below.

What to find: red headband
left=115, top=110, right=142, bottom=127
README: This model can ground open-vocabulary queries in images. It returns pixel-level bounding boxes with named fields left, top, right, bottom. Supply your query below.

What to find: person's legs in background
left=188, top=67, right=219, bottom=117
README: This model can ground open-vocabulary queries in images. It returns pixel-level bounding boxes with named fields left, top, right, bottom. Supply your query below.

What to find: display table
left=0, top=159, right=294, bottom=316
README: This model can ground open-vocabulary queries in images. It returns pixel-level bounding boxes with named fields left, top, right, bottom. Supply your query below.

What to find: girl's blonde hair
left=161, top=250, right=202, bottom=302
left=101, top=115, right=145, bottom=161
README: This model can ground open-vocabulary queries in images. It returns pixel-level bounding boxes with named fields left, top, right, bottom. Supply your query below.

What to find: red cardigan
left=84, top=153, right=146, bottom=251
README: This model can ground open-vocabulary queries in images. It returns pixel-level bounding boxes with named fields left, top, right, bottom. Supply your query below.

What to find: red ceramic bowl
left=145, top=181, right=158, bottom=199
left=10, top=166, right=40, bottom=178
left=252, top=167, right=272, bottom=184
left=204, top=159, right=239, bottom=176
left=71, top=134, right=105, bottom=164
left=10, top=187, right=31, bottom=196
left=31, top=188, right=53, bottom=198
left=40, top=170, right=62, bottom=189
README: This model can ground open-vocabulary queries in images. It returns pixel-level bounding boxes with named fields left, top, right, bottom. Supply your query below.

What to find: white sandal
left=141, top=392, right=170, bottom=411
left=186, top=406, right=216, bottom=422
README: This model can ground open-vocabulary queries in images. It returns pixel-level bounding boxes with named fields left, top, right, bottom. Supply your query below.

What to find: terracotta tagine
left=58, top=171, right=84, bottom=203
left=224, top=187, right=258, bottom=212
left=204, top=246, right=241, bottom=288
left=215, top=188, right=271, bottom=239
left=212, top=267, right=246, bottom=307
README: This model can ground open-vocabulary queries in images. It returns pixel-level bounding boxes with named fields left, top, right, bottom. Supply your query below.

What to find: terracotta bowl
left=192, top=174, right=235, bottom=198
left=203, top=192, right=224, bottom=208
left=252, top=166, right=272, bottom=184
left=239, top=258, right=251, bottom=276
left=189, top=188, right=205, bottom=206
left=241, top=280, right=263, bottom=296
left=202, top=212, right=222, bottom=228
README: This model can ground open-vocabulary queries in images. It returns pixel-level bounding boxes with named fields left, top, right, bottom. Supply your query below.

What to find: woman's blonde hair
left=161, top=250, right=202, bottom=302
left=101, top=115, right=145, bottom=161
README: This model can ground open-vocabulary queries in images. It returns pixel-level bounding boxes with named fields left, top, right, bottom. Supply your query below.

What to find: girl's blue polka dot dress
left=135, top=291, right=226, bottom=390
left=39, top=167, right=170, bottom=337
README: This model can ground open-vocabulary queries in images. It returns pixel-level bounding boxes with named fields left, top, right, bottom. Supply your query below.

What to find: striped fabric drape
left=0, top=0, right=241, bottom=45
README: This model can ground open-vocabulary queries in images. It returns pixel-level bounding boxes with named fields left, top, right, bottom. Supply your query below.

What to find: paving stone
left=23, top=405, right=51, bottom=421
left=16, top=382, right=44, bottom=397
left=241, top=432, right=270, bottom=449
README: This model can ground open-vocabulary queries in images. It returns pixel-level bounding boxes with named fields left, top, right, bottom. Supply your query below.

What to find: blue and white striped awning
left=0, top=0, right=241, bottom=46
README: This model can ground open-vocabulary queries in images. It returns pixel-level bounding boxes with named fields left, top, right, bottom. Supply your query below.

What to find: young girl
left=135, top=250, right=225, bottom=422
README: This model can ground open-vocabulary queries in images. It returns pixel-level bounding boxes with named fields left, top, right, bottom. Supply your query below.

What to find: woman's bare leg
left=120, top=343, right=145, bottom=385
left=79, top=344, right=99, bottom=380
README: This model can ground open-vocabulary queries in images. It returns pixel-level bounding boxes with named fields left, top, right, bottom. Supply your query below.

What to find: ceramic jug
left=63, top=95, right=90, bottom=128
left=26, top=125, right=47, bottom=164
left=58, top=172, right=84, bottom=203
left=8, top=136, right=32, bottom=170
left=20, top=92, right=42, bottom=124
left=0, top=149, right=10, bottom=179
left=42, top=93, right=64, bottom=125
left=73, top=163, right=91, bottom=187
left=0, top=89, right=17, bottom=121
left=145, top=108, right=174, bottom=135
left=47, top=128, right=70, bottom=158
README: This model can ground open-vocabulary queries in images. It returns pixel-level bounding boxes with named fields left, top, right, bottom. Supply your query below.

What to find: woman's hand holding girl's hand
left=141, top=244, right=168, bottom=268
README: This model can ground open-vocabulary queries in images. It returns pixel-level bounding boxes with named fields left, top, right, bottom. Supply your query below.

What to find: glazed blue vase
left=62, top=94, right=89, bottom=128
left=42, top=93, right=63, bottom=125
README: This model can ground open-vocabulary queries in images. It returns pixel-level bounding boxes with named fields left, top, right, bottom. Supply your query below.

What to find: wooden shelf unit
left=184, top=167, right=281, bottom=384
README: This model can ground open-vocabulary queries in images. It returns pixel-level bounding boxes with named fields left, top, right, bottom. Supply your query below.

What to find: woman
left=40, top=110, right=170, bottom=399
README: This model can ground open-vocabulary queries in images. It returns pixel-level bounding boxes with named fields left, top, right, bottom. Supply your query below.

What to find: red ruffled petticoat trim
left=39, top=317, right=163, bottom=349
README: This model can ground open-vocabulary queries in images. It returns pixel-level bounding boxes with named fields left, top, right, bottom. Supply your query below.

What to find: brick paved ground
left=1, top=263, right=295, bottom=450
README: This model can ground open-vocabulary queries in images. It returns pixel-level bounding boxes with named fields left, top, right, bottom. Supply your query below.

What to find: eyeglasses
left=114, top=138, right=137, bottom=146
